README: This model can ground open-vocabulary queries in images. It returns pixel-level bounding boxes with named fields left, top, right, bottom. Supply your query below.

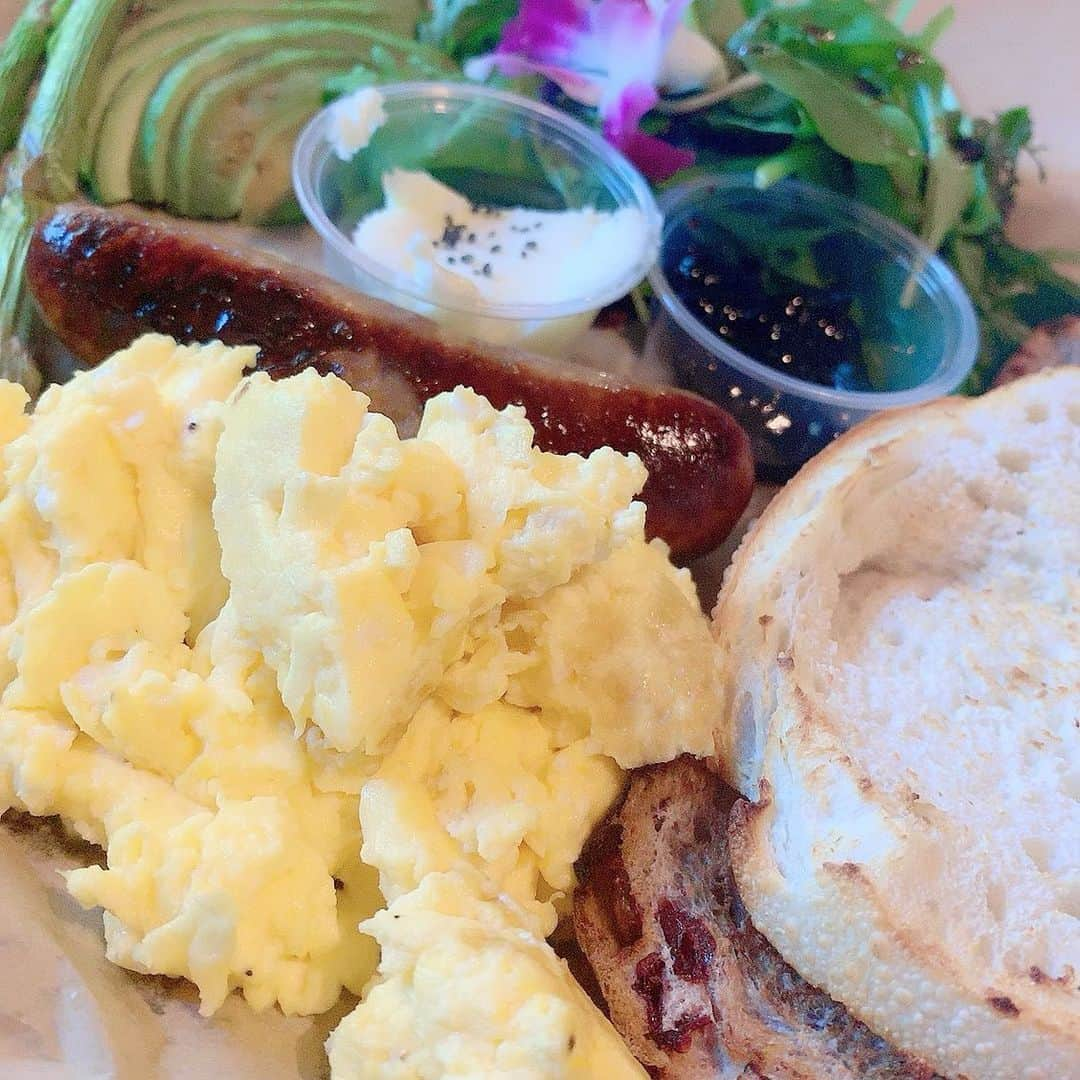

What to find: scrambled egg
left=360, top=699, right=624, bottom=935
left=0, top=334, right=722, bottom=1076
left=328, top=870, right=647, bottom=1079
left=0, top=339, right=380, bottom=1016
left=213, top=372, right=652, bottom=757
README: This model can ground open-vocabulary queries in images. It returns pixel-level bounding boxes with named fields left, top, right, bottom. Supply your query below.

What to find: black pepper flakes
left=440, top=219, right=466, bottom=249
left=481, top=262, right=492, bottom=277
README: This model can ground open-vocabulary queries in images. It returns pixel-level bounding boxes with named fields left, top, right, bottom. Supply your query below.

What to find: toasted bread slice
left=573, top=757, right=939, bottom=1079
left=713, top=369, right=1080, bottom=1080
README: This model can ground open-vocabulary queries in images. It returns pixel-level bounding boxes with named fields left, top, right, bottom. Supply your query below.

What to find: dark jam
left=666, top=239, right=872, bottom=392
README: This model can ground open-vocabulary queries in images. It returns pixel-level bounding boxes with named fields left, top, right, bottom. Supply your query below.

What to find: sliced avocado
left=0, top=194, right=38, bottom=389
left=110, top=0, right=380, bottom=46
left=0, top=0, right=132, bottom=389
left=226, top=96, right=329, bottom=225
left=18, top=0, right=130, bottom=201
left=237, top=108, right=319, bottom=225
left=135, top=21, right=454, bottom=205
left=0, top=0, right=54, bottom=155
left=84, top=2, right=381, bottom=203
left=166, top=50, right=343, bottom=220
left=80, top=0, right=380, bottom=178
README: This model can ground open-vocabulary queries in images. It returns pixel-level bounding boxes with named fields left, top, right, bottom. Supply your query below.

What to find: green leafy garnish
left=322, top=43, right=463, bottom=104
left=673, top=0, right=1078, bottom=390
left=418, top=0, right=521, bottom=63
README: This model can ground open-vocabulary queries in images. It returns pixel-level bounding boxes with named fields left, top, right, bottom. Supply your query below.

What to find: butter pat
left=328, top=87, right=387, bottom=161
left=351, top=169, right=649, bottom=311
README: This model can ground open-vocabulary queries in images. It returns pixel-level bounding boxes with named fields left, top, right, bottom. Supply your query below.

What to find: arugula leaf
left=323, top=44, right=461, bottom=104
left=742, top=0, right=909, bottom=45
left=975, top=106, right=1035, bottom=217
left=914, top=6, right=954, bottom=49
left=419, top=0, right=520, bottom=62
left=753, top=140, right=844, bottom=189
left=850, top=162, right=915, bottom=225
left=911, top=80, right=973, bottom=254
left=735, top=41, right=923, bottom=173
left=887, top=0, right=921, bottom=27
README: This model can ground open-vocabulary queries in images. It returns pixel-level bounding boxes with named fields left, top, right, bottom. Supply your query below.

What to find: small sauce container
left=646, top=175, right=978, bottom=479
left=293, top=81, right=661, bottom=355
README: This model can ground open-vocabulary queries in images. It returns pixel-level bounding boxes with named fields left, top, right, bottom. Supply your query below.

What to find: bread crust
left=711, top=370, right=1080, bottom=1080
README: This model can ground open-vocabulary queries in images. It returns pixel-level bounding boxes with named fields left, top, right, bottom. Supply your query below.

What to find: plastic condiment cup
left=293, top=81, right=661, bottom=355
left=645, top=175, right=979, bottom=479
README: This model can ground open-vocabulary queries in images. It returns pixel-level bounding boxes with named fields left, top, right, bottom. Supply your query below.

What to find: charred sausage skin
left=26, top=205, right=754, bottom=558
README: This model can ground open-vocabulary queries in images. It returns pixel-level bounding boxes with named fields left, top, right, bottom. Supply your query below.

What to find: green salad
left=0, top=0, right=1075, bottom=392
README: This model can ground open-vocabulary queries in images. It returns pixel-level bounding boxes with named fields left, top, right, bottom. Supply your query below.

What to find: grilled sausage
left=27, top=204, right=754, bottom=559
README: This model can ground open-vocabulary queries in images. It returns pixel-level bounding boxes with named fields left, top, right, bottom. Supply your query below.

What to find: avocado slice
left=84, top=2, right=380, bottom=203
left=19, top=0, right=130, bottom=201
left=0, top=0, right=54, bottom=155
left=135, top=21, right=454, bottom=205
left=0, top=0, right=132, bottom=388
left=236, top=104, right=323, bottom=225
left=166, top=50, right=346, bottom=220
left=105, top=0, right=420, bottom=52
left=81, top=0, right=380, bottom=176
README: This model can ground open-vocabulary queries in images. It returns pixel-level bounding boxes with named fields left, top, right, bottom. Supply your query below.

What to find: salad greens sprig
left=431, top=0, right=1077, bottom=391
left=699, top=0, right=1077, bottom=390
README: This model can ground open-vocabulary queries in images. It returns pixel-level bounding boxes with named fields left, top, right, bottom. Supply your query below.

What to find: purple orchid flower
left=466, top=0, right=697, bottom=181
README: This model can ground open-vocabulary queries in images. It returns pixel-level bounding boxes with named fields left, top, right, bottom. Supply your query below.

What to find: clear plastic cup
left=645, top=175, right=979, bottom=480
left=293, top=81, right=661, bottom=355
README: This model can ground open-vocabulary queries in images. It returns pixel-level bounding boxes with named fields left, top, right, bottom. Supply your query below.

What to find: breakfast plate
left=0, top=3, right=1076, bottom=1079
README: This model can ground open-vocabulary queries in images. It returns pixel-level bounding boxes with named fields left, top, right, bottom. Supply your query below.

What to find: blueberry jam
left=666, top=238, right=872, bottom=392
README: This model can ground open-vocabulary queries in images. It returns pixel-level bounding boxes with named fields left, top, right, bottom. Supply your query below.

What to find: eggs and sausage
left=0, top=334, right=720, bottom=1076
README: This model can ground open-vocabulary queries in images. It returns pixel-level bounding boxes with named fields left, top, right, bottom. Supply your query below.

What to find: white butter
left=328, top=86, right=387, bottom=161
left=350, top=169, right=650, bottom=311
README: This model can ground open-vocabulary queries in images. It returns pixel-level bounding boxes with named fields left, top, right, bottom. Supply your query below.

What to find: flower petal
left=498, top=0, right=589, bottom=65
left=601, top=79, right=694, bottom=179
left=613, top=128, right=696, bottom=180
left=464, top=53, right=601, bottom=106
left=467, top=0, right=696, bottom=179
left=600, top=80, right=659, bottom=145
